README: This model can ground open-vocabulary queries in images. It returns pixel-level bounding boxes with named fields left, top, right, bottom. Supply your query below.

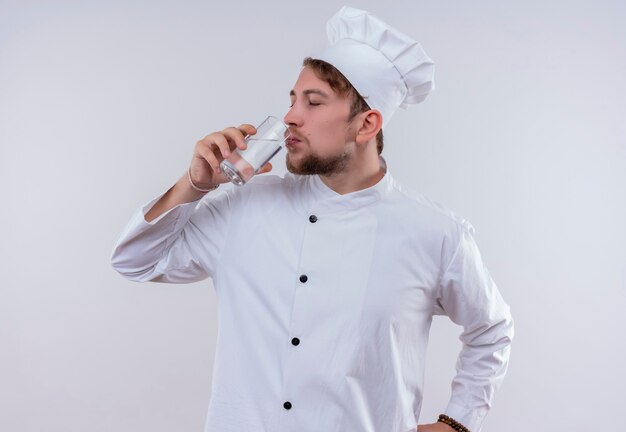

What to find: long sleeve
left=434, top=220, right=514, bottom=431
left=110, top=188, right=233, bottom=283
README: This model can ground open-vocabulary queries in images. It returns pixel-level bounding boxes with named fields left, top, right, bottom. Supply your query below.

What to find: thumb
left=258, top=162, right=273, bottom=174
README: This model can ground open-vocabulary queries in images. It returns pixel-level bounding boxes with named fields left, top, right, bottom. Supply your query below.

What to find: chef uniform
left=111, top=6, right=513, bottom=432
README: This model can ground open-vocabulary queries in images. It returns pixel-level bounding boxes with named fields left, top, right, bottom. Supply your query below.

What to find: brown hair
left=302, top=57, right=384, bottom=155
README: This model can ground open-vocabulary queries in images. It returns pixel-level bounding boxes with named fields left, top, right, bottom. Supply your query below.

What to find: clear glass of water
left=220, top=116, right=290, bottom=186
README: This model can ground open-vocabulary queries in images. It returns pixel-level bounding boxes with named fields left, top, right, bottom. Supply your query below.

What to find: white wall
left=1, top=0, right=624, bottom=431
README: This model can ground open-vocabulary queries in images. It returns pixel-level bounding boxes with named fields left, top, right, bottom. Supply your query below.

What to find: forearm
left=110, top=190, right=203, bottom=282
left=446, top=312, right=514, bottom=430
left=144, top=172, right=211, bottom=222
left=111, top=170, right=234, bottom=283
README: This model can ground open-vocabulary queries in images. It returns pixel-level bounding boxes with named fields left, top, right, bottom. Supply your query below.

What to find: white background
left=1, top=0, right=624, bottom=431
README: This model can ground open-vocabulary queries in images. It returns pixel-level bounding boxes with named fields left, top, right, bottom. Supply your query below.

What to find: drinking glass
left=220, top=116, right=290, bottom=186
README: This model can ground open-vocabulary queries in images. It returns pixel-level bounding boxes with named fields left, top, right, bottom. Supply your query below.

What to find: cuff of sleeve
left=444, top=401, right=487, bottom=432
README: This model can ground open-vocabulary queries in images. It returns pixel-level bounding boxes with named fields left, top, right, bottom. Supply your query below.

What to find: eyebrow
left=289, top=89, right=330, bottom=98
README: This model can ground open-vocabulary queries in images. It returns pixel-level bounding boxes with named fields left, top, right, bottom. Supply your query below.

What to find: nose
left=283, top=104, right=303, bottom=128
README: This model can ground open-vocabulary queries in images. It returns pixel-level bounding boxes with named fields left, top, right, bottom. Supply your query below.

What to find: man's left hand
left=417, top=422, right=456, bottom=432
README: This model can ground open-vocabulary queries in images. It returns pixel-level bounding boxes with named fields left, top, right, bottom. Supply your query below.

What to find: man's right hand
left=189, top=123, right=273, bottom=189
left=145, top=123, right=275, bottom=223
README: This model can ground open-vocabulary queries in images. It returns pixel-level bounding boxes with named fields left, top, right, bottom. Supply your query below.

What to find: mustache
left=286, top=129, right=305, bottom=141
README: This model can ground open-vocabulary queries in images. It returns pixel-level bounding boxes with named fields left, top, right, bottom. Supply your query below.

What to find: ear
left=355, top=109, right=383, bottom=145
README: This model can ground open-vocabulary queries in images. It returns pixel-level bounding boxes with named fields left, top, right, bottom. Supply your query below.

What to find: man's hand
left=190, top=124, right=272, bottom=189
left=417, top=422, right=456, bottom=432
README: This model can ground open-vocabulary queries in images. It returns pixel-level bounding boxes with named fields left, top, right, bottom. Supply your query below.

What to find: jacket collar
left=297, top=156, right=394, bottom=213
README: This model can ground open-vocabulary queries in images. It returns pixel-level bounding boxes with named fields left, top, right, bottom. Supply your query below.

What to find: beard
left=286, top=148, right=352, bottom=176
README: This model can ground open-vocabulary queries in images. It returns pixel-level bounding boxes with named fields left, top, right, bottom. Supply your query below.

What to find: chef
left=111, top=6, right=513, bottom=432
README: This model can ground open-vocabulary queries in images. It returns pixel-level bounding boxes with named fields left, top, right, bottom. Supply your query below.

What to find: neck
left=319, top=154, right=386, bottom=195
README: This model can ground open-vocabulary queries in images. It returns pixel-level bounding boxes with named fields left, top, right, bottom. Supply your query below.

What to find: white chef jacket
left=111, top=163, right=513, bottom=432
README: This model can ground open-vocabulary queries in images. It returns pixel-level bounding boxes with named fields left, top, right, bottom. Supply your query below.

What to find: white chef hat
left=315, top=6, right=435, bottom=128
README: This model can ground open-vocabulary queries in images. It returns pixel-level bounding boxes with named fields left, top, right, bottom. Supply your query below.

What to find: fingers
left=220, top=127, right=246, bottom=151
left=238, top=123, right=257, bottom=138
left=221, top=125, right=256, bottom=151
left=194, top=139, right=221, bottom=175
left=196, top=133, right=230, bottom=174
left=192, top=123, right=261, bottom=183
left=197, top=124, right=255, bottom=161
left=212, top=133, right=232, bottom=158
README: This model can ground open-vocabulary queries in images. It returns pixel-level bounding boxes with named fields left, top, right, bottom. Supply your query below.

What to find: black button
left=291, top=337, right=300, bottom=346
left=309, top=215, right=318, bottom=223
left=299, top=275, right=308, bottom=283
left=283, top=401, right=292, bottom=410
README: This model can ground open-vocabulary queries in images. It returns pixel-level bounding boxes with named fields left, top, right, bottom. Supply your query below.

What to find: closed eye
left=289, top=101, right=321, bottom=107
